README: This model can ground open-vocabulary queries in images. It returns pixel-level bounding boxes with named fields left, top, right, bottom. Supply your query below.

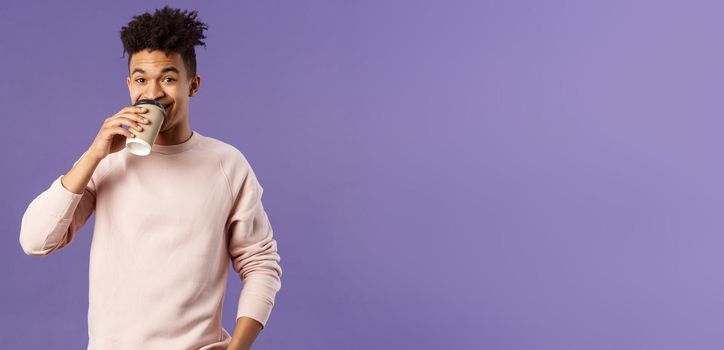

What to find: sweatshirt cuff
left=236, top=274, right=282, bottom=329
left=48, top=175, right=85, bottom=218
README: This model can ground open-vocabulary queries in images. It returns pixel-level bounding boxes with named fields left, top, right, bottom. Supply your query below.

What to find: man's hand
left=87, top=105, right=151, bottom=160
left=227, top=316, right=263, bottom=350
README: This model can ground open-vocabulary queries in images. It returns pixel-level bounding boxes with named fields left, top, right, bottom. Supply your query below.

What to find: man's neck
left=155, top=123, right=193, bottom=145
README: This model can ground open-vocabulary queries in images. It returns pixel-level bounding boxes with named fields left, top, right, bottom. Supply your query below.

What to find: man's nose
left=141, top=81, right=165, bottom=100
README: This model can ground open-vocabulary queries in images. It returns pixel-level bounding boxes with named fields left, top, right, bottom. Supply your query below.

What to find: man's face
left=126, top=49, right=200, bottom=132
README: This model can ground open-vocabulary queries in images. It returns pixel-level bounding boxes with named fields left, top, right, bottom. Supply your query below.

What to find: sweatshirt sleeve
left=19, top=154, right=98, bottom=256
left=224, top=151, right=282, bottom=329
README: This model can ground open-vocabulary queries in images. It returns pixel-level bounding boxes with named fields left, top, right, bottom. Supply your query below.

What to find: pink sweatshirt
left=19, top=130, right=282, bottom=350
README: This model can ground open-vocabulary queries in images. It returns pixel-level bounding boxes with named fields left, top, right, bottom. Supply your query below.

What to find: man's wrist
left=227, top=316, right=263, bottom=350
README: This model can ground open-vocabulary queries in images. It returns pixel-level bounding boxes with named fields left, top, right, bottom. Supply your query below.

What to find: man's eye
left=134, top=77, right=174, bottom=83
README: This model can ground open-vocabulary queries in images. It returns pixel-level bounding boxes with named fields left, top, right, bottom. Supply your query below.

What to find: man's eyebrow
left=131, top=67, right=180, bottom=75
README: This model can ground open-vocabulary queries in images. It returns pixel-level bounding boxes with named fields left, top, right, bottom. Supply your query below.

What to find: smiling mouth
left=163, top=103, right=173, bottom=111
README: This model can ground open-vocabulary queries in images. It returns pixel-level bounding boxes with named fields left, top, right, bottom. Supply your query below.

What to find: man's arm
left=19, top=151, right=100, bottom=256
left=61, top=150, right=103, bottom=194
left=224, top=151, right=283, bottom=348
left=228, top=316, right=263, bottom=350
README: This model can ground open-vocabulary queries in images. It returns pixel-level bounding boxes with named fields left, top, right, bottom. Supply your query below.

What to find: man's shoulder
left=197, top=132, right=252, bottom=169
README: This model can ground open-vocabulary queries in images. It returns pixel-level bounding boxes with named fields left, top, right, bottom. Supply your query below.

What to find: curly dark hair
left=120, top=6, right=208, bottom=80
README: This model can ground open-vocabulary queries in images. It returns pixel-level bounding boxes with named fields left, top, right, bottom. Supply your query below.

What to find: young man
left=19, top=6, right=282, bottom=350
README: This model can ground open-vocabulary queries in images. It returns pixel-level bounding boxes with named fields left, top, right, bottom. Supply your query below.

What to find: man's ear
left=189, top=74, right=201, bottom=97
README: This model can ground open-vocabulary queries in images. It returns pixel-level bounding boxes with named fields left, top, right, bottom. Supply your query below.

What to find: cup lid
left=134, top=99, right=167, bottom=116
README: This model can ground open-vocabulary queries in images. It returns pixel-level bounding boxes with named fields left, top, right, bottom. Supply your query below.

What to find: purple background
left=2, top=0, right=723, bottom=349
